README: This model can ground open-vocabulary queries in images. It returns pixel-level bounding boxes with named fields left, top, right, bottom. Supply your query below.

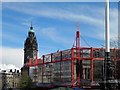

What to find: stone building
left=1, top=69, right=20, bottom=90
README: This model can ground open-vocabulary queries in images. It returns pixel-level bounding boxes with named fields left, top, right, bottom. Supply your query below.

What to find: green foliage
left=19, top=71, right=32, bottom=89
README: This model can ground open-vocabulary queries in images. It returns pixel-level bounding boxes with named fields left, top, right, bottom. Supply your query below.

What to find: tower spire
left=29, top=21, right=34, bottom=33
left=30, top=21, right=33, bottom=30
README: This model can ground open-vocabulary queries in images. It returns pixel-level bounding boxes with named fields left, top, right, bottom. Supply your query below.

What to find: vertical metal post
left=114, top=48, right=116, bottom=79
left=60, top=51, right=62, bottom=82
left=100, top=0, right=118, bottom=89
left=42, top=55, right=45, bottom=83
left=51, top=53, right=54, bottom=83
left=105, top=0, right=110, bottom=53
left=90, top=48, right=93, bottom=83
left=104, top=0, right=114, bottom=81
left=103, top=0, right=111, bottom=89
left=71, top=48, right=75, bottom=86
left=42, top=65, right=43, bottom=83
left=118, top=2, right=120, bottom=49
left=104, top=0, right=110, bottom=82
left=76, top=31, right=81, bottom=87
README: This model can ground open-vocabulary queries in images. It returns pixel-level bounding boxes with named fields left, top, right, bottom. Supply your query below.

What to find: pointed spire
left=29, top=21, right=34, bottom=33
left=30, top=21, right=33, bottom=30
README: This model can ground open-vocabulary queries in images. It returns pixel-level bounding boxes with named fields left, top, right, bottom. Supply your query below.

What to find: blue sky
left=1, top=2, right=118, bottom=69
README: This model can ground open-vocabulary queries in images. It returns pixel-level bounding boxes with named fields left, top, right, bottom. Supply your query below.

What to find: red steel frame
left=23, top=31, right=120, bottom=88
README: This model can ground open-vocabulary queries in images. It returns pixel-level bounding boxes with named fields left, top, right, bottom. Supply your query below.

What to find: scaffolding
left=26, top=47, right=120, bottom=88
left=23, top=31, right=120, bottom=88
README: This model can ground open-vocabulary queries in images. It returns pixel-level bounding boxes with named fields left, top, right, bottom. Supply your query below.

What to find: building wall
left=0, top=74, right=2, bottom=90
left=1, top=70, right=20, bottom=89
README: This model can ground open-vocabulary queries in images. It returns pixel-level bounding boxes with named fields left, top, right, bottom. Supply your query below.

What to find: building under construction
left=21, top=25, right=120, bottom=88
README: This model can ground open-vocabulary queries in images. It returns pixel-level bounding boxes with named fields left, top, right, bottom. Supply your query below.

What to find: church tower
left=24, top=24, right=38, bottom=64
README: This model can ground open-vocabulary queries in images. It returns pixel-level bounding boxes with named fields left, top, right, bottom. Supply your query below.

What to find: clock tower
left=24, top=25, right=38, bottom=64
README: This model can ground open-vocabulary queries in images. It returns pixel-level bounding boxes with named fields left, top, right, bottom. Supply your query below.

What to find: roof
left=29, top=29, right=34, bottom=33
left=29, top=26, right=34, bottom=33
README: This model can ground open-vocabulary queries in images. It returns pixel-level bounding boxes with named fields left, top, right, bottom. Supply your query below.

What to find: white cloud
left=1, top=46, right=24, bottom=69
left=3, top=3, right=117, bottom=38
left=2, top=2, right=118, bottom=48
left=3, top=3, right=104, bottom=27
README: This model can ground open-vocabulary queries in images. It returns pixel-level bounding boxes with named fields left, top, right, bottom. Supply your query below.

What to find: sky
left=0, top=1, right=118, bottom=71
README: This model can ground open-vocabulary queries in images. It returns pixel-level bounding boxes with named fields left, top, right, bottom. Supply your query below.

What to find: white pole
left=105, top=0, right=110, bottom=52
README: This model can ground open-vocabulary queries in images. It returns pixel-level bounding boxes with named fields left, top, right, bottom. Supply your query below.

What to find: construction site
left=21, top=30, right=120, bottom=89
left=21, top=1, right=120, bottom=90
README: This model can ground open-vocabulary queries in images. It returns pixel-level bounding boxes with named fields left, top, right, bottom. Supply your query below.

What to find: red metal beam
left=114, top=48, right=116, bottom=79
left=76, top=31, right=81, bottom=87
left=42, top=55, right=45, bottom=83
left=90, top=48, right=93, bottom=82
left=71, top=48, right=75, bottom=87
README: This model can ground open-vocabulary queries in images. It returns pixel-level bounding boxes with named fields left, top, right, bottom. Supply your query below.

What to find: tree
left=19, top=71, right=32, bottom=89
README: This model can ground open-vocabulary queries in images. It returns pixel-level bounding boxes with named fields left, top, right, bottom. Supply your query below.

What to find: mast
left=105, top=0, right=110, bottom=53
left=101, top=0, right=117, bottom=89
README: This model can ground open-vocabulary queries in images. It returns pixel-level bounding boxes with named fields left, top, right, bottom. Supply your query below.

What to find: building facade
left=1, top=70, right=20, bottom=90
